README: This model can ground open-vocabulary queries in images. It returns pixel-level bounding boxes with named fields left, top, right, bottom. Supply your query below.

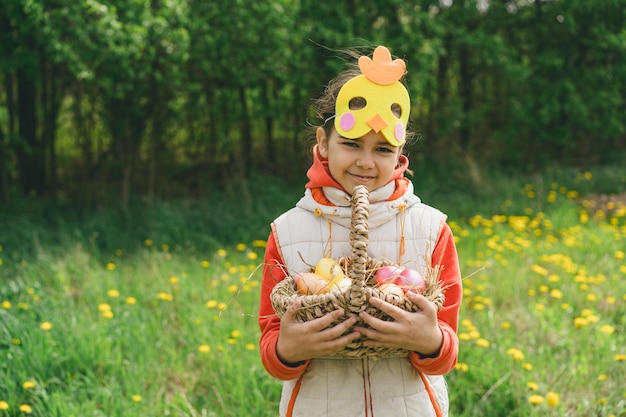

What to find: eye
left=349, top=97, right=367, bottom=110
left=391, top=103, right=402, bottom=118
left=377, top=146, right=394, bottom=153
left=340, top=141, right=359, bottom=148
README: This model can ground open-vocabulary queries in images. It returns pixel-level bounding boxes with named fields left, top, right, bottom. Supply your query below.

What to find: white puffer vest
left=272, top=182, right=449, bottom=417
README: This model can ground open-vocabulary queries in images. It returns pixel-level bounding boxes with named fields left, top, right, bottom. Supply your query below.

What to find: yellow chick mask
left=334, top=46, right=410, bottom=146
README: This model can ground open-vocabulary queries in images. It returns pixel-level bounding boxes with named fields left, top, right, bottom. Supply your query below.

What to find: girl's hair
left=309, top=48, right=418, bottom=146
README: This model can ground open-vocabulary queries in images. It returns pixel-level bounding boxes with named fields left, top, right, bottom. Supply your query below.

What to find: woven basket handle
left=347, top=185, right=369, bottom=312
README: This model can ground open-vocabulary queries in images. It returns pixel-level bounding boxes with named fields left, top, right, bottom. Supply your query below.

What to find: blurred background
left=1, top=0, right=624, bottom=209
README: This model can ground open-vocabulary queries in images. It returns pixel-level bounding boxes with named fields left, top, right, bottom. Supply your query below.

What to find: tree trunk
left=16, top=67, right=44, bottom=195
left=458, top=42, right=472, bottom=152
left=238, top=87, right=252, bottom=177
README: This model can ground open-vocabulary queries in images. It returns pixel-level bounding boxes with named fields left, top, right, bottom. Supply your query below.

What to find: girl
left=258, top=46, right=462, bottom=417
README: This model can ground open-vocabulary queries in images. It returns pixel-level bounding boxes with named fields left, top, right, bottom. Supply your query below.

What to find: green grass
left=1, top=161, right=625, bottom=416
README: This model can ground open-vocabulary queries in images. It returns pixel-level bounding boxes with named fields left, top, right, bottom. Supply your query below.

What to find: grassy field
left=1, top=163, right=625, bottom=416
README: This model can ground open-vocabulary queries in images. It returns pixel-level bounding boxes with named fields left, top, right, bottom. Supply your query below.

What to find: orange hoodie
left=258, top=148, right=462, bottom=381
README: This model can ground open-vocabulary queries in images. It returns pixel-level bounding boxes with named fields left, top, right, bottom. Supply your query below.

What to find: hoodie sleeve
left=258, top=231, right=310, bottom=380
left=409, top=222, right=462, bottom=375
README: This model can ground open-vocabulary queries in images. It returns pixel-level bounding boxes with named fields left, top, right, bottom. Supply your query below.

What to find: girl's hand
left=276, top=299, right=361, bottom=365
left=355, top=292, right=443, bottom=357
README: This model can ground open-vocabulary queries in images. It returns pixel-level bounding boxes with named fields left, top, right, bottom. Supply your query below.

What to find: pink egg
left=395, top=268, right=426, bottom=294
left=375, top=265, right=405, bottom=286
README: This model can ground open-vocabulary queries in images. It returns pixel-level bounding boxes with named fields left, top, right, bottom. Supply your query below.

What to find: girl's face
left=317, top=127, right=402, bottom=194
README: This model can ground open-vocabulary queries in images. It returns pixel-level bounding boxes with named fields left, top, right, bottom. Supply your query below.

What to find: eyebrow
left=338, top=136, right=396, bottom=148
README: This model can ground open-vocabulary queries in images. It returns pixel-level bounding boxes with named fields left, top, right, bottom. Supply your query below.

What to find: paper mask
left=334, top=46, right=410, bottom=146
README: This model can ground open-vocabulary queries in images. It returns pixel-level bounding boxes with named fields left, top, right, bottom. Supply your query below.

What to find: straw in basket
left=270, top=185, right=445, bottom=359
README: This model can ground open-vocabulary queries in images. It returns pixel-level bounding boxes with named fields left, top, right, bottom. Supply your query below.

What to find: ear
left=316, top=127, right=329, bottom=158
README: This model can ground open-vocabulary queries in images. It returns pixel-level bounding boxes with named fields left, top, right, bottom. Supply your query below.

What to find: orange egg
left=295, top=272, right=330, bottom=295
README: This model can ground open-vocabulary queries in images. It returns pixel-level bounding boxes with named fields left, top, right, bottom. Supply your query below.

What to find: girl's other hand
left=276, top=300, right=361, bottom=365
left=355, top=292, right=443, bottom=357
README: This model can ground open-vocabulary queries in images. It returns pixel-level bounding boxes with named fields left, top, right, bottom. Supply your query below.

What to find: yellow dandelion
left=227, top=338, right=236, bottom=345
left=156, top=292, right=173, bottom=301
left=615, top=250, right=625, bottom=260
left=600, top=325, right=615, bottom=335
left=574, top=317, right=588, bottom=328
left=228, top=284, right=238, bottom=293
left=125, top=297, right=137, bottom=305
left=476, top=338, right=490, bottom=347
left=606, top=296, right=616, bottom=304
left=501, top=321, right=511, bottom=330
left=245, top=343, right=255, bottom=351
left=205, top=300, right=218, bottom=308
left=598, top=374, right=608, bottom=381
left=455, top=362, right=469, bottom=372
left=98, top=303, right=112, bottom=312
left=522, top=363, right=533, bottom=371
left=198, top=344, right=211, bottom=353
left=115, top=249, right=123, bottom=256
left=506, top=348, right=525, bottom=361
left=12, top=338, right=20, bottom=345
left=106, top=263, right=116, bottom=271
left=1, top=301, right=11, bottom=309
left=169, top=276, right=179, bottom=285
left=546, top=391, right=559, bottom=407
left=231, top=330, right=241, bottom=338
left=547, top=275, right=560, bottom=284
left=19, top=404, right=32, bottom=413
left=0, top=401, right=8, bottom=410
left=200, top=260, right=210, bottom=268
left=528, top=395, right=544, bottom=405
left=586, top=314, right=599, bottom=323
left=132, top=395, right=142, bottom=402
left=22, top=381, right=36, bottom=389
left=236, top=243, right=246, bottom=251
left=217, top=249, right=227, bottom=257
left=252, top=240, right=267, bottom=248
left=247, top=252, right=258, bottom=260
left=217, top=302, right=227, bottom=311
left=614, top=354, right=626, bottom=361
left=526, top=382, right=539, bottom=391
left=101, top=310, right=114, bottom=319
left=107, top=289, right=120, bottom=298
left=144, top=239, right=153, bottom=247
left=550, top=289, right=563, bottom=299
left=459, top=333, right=471, bottom=341
left=40, top=322, right=52, bottom=331
left=161, top=244, right=169, bottom=252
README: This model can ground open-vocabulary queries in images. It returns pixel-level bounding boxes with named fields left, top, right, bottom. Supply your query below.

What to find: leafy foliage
left=0, top=0, right=625, bottom=205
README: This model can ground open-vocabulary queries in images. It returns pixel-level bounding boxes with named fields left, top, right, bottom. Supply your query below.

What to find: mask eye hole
left=391, top=103, right=402, bottom=118
left=349, top=97, right=367, bottom=110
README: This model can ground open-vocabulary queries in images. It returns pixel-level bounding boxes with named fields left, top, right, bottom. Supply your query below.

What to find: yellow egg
left=315, top=258, right=346, bottom=282
left=328, top=277, right=351, bottom=292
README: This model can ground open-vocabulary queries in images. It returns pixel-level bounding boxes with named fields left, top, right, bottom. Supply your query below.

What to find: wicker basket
left=270, top=185, right=445, bottom=359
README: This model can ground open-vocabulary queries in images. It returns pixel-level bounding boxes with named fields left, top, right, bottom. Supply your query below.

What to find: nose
left=356, top=151, right=375, bottom=169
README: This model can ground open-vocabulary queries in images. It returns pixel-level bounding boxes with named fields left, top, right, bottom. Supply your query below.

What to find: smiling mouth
left=350, top=173, right=376, bottom=182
